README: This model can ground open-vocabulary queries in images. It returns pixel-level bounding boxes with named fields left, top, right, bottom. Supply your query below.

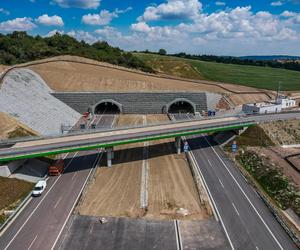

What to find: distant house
left=242, top=96, right=296, bottom=115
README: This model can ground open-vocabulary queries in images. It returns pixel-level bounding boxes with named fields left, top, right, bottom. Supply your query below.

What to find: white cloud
left=67, top=30, right=98, bottom=43
left=44, top=29, right=65, bottom=37
left=271, top=1, right=283, bottom=6
left=36, top=14, right=64, bottom=26
left=0, top=8, right=10, bottom=15
left=281, top=10, right=297, bottom=17
left=82, top=10, right=117, bottom=25
left=52, top=0, right=101, bottom=9
left=82, top=7, right=132, bottom=26
left=127, top=5, right=300, bottom=55
left=215, top=1, right=226, bottom=6
left=0, top=17, right=36, bottom=32
left=138, top=0, right=202, bottom=22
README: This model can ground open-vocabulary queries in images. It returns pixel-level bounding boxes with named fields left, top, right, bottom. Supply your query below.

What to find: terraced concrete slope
left=0, top=69, right=81, bottom=136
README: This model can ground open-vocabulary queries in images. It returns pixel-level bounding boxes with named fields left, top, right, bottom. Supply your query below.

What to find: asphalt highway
left=0, top=115, right=116, bottom=250
left=173, top=113, right=298, bottom=249
left=1, top=112, right=300, bottom=161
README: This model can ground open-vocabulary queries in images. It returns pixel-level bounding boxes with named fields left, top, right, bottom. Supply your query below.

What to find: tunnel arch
left=166, top=98, right=196, bottom=114
left=93, top=99, right=123, bottom=114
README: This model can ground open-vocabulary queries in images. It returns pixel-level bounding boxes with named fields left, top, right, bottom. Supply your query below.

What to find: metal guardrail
left=0, top=113, right=240, bottom=146
left=0, top=191, right=32, bottom=233
left=1, top=110, right=299, bottom=147
left=0, top=121, right=256, bottom=162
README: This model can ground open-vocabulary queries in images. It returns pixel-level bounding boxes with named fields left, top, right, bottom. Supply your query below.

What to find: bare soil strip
left=78, top=115, right=209, bottom=220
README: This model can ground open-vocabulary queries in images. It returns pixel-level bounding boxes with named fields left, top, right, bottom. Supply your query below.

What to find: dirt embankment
left=260, top=120, right=300, bottom=145
left=78, top=115, right=209, bottom=220
left=2, top=55, right=272, bottom=106
left=0, top=112, right=38, bottom=140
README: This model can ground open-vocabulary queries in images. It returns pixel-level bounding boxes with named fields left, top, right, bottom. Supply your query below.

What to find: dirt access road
left=78, top=115, right=209, bottom=220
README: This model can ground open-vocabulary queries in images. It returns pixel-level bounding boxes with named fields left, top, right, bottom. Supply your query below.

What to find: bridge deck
left=1, top=112, right=299, bottom=162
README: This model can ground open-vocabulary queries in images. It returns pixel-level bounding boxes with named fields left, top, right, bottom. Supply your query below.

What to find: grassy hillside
left=136, top=53, right=300, bottom=91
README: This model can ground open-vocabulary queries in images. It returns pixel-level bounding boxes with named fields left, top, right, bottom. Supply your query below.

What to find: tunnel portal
left=94, top=101, right=121, bottom=114
left=168, top=100, right=195, bottom=114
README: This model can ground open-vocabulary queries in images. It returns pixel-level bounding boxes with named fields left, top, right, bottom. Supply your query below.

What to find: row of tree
left=173, top=53, right=300, bottom=72
left=139, top=49, right=300, bottom=72
left=0, top=32, right=154, bottom=73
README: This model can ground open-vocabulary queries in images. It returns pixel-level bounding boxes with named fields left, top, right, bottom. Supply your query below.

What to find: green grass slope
left=136, top=53, right=300, bottom=91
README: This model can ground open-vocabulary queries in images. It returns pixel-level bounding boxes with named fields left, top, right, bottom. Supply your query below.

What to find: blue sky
left=0, top=0, right=300, bottom=56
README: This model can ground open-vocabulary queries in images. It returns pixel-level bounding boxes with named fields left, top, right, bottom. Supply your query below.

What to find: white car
left=32, top=180, right=47, bottom=197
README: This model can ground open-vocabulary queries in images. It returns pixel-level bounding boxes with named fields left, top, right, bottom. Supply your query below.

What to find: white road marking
left=27, top=234, right=38, bottom=250
left=203, top=136, right=284, bottom=250
left=54, top=196, right=63, bottom=209
left=4, top=152, right=78, bottom=250
left=256, top=246, right=259, bottom=250
left=174, top=220, right=183, bottom=250
left=218, top=178, right=224, bottom=188
left=50, top=149, right=103, bottom=250
left=71, top=172, right=77, bottom=180
left=207, top=159, right=212, bottom=166
left=232, top=203, right=240, bottom=216
left=188, top=149, right=235, bottom=250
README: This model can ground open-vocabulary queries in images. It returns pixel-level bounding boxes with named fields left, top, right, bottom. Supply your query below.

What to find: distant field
left=135, top=53, right=300, bottom=91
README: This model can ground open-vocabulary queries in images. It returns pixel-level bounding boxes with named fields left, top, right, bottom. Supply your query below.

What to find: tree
left=158, top=48, right=167, bottom=55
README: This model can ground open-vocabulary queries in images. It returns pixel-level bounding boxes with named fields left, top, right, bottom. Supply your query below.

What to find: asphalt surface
left=1, top=112, right=300, bottom=160
left=188, top=135, right=298, bottom=249
left=173, top=113, right=298, bottom=249
left=57, top=216, right=179, bottom=250
left=0, top=115, right=116, bottom=250
left=0, top=151, right=101, bottom=250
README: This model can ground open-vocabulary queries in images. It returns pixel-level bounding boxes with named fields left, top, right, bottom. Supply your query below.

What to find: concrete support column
left=175, top=137, right=181, bottom=154
left=235, top=127, right=247, bottom=135
left=106, top=147, right=114, bottom=167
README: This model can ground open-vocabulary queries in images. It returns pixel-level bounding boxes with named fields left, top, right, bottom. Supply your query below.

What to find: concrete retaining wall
left=52, top=92, right=208, bottom=114
left=0, top=160, right=25, bottom=177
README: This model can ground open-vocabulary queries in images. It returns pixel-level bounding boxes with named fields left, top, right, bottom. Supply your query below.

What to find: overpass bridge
left=0, top=112, right=299, bottom=166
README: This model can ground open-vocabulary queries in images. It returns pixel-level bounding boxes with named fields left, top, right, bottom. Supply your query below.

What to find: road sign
left=232, top=143, right=237, bottom=152
left=184, top=142, right=189, bottom=152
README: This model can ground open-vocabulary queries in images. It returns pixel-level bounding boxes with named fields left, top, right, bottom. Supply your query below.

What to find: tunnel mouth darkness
left=168, top=101, right=195, bottom=114
left=94, top=102, right=121, bottom=114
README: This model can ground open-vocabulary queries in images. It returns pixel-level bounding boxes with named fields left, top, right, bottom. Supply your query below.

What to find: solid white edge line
left=185, top=142, right=234, bottom=250
left=4, top=152, right=78, bottom=250
left=50, top=149, right=103, bottom=250
left=204, top=136, right=284, bottom=250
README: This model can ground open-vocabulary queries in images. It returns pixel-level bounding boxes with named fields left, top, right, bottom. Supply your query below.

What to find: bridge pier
left=235, top=127, right=247, bottom=135
left=175, top=137, right=181, bottom=154
left=106, top=147, right=114, bottom=167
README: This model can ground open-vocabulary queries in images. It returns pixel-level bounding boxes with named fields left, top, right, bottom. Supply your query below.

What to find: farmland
left=136, top=53, right=300, bottom=91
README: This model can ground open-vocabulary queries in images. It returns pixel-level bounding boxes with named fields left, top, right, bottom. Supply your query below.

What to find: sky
left=0, top=0, right=300, bottom=56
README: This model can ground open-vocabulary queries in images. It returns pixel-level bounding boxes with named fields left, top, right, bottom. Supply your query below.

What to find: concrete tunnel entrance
left=94, top=100, right=122, bottom=114
left=168, top=99, right=196, bottom=114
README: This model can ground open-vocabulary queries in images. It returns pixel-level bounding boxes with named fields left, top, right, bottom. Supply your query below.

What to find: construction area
left=78, top=115, right=210, bottom=220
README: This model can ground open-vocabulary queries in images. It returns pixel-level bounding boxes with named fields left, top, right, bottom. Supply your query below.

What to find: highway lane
left=0, top=150, right=101, bottom=250
left=0, top=115, right=117, bottom=250
left=187, top=135, right=297, bottom=249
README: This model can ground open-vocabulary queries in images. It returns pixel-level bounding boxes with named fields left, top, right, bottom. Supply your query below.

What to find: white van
left=32, top=180, right=47, bottom=197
